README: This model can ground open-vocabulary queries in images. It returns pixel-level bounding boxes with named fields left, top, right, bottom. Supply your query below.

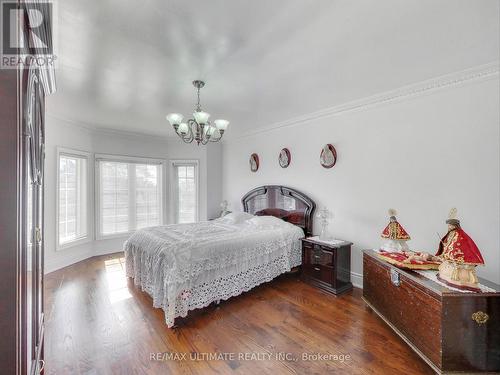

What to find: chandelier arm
left=201, top=137, right=210, bottom=145
left=202, top=120, right=213, bottom=144
left=200, top=129, right=210, bottom=145
left=175, top=122, right=195, bottom=143
left=210, top=132, right=223, bottom=142
left=187, top=122, right=195, bottom=140
left=179, top=128, right=194, bottom=143
left=176, top=130, right=191, bottom=143
left=189, top=119, right=201, bottom=143
left=209, top=134, right=223, bottom=142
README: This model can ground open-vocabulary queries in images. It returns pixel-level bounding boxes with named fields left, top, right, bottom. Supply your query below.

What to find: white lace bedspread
left=124, top=220, right=304, bottom=327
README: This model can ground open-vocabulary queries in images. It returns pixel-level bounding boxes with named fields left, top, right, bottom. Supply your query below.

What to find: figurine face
left=448, top=224, right=457, bottom=231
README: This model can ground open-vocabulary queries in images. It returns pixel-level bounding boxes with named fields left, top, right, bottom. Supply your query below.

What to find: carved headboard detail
left=241, top=185, right=316, bottom=237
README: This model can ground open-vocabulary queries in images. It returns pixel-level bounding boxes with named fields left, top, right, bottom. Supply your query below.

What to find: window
left=171, top=161, right=198, bottom=224
left=57, top=149, right=89, bottom=247
left=96, top=155, right=163, bottom=237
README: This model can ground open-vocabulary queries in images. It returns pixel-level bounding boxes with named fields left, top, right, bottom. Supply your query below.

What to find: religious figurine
left=380, top=209, right=411, bottom=253
left=377, top=209, right=441, bottom=269
left=436, top=208, right=485, bottom=291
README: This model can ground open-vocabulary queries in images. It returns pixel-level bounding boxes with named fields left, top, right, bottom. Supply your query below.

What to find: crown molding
left=47, top=62, right=498, bottom=142
left=233, top=61, right=499, bottom=140
left=45, top=113, right=176, bottom=141
left=46, top=113, right=95, bottom=133
left=92, top=126, right=175, bottom=142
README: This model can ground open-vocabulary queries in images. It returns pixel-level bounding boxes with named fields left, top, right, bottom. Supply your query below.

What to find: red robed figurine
left=380, top=209, right=411, bottom=252
left=436, top=208, right=485, bottom=291
left=377, top=209, right=441, bottom=269
left=381, top=218, right=411, bottom=240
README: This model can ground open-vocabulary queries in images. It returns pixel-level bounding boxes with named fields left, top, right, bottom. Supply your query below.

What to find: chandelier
left=166, top=80, right=229, bottom=145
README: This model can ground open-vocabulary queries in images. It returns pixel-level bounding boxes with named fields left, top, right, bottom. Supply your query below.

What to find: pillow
left=283, top=210, right=304, bottom=225
left=248, top=215, right=289, bottom=229
left=254, top=208, right=289, bottom=218
left=219, top=211, right=254, bottom=224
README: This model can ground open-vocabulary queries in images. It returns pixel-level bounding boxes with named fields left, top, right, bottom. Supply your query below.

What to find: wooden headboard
left=241, top=185, right=316, bottom=237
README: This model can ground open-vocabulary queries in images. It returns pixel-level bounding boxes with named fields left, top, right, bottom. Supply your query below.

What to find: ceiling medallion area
left=166, top=80, right=229, bottom=145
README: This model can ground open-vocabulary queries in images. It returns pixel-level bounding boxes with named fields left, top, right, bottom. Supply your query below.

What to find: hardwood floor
left=45, top=253, right=433, bottom=375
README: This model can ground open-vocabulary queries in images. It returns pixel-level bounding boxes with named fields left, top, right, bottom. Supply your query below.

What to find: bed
left=124, top=185, right=316, bottom=327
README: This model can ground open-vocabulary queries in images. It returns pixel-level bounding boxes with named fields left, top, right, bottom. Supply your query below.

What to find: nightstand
left=301, top=237, right=353, bottom=295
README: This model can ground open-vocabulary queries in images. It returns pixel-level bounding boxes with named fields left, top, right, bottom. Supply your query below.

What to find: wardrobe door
left=24, top=122, right=35, bottom=375
left=34, top=71, right=46, bottom=375
left=1, top=3, right=54, bottom=374
left=24, top=67, right=45, bottom=375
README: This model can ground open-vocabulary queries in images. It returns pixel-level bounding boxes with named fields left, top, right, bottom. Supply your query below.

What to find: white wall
left=206, top=143, right=223, bottom=219
left=45, top=119, right=94, bottom=272
left=44, top=117, right=222, bottom=273
left=222, top=72, right=500, bottom=286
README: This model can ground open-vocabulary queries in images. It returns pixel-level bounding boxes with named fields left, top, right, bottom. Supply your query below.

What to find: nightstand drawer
left=303, top=264, right=334, bottom=285
left=303, top=245, right=333, bottom=267
left=301, top=238, right=353, bottom=295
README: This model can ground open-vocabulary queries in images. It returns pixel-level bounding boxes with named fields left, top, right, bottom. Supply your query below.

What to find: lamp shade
left=178, top=122, right=189, bottom=135
left=206, top=125, right=215, bottom=136
left=214, top=119, right=229, bottom=131
left=193, top=111, right=210, bottom=124
left=166, top=113, right=183, bottom=125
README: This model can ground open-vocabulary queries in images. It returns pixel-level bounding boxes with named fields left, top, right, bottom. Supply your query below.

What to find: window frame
left=169, top=159, right=200, bottom=224
left=56, top=147, right=92, bottom=251
left=95, top=153, right=166, bottom=240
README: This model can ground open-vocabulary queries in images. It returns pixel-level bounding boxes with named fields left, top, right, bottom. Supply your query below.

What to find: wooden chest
left=363, top=250, right=500, bottom=374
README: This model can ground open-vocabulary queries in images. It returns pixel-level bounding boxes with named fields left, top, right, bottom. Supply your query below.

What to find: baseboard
left=45, top=249, right=93, bottom=274
left=94, top=248, right=124, bottom=257
left=351, top=271, right=363, bottom=289
left=45, top=248, right=124, bottom=275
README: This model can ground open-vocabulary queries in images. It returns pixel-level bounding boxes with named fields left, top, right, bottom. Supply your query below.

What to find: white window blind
left=172, top=162, right=198, bottom=224
left=135, top=164, right=162, bottom=229
left=97, top=157, right=163, bottom=236
left=99, top=161, right=129, bottom=235
left=58, top=152, right=88, bottom=246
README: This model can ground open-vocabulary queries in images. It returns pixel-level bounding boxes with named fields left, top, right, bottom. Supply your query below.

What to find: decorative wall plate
left=249, top=153, right=259, bottom=172
left=278, top=148, right=291, bottom=168
left=320, top=144, right=337, bottom=169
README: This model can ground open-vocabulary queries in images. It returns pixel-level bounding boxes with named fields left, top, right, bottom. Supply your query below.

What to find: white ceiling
left=47, top=0, right=499, bottom=139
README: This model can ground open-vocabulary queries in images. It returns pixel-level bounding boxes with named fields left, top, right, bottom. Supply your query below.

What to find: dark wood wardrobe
left=0, top=1, right=56, bottom=374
